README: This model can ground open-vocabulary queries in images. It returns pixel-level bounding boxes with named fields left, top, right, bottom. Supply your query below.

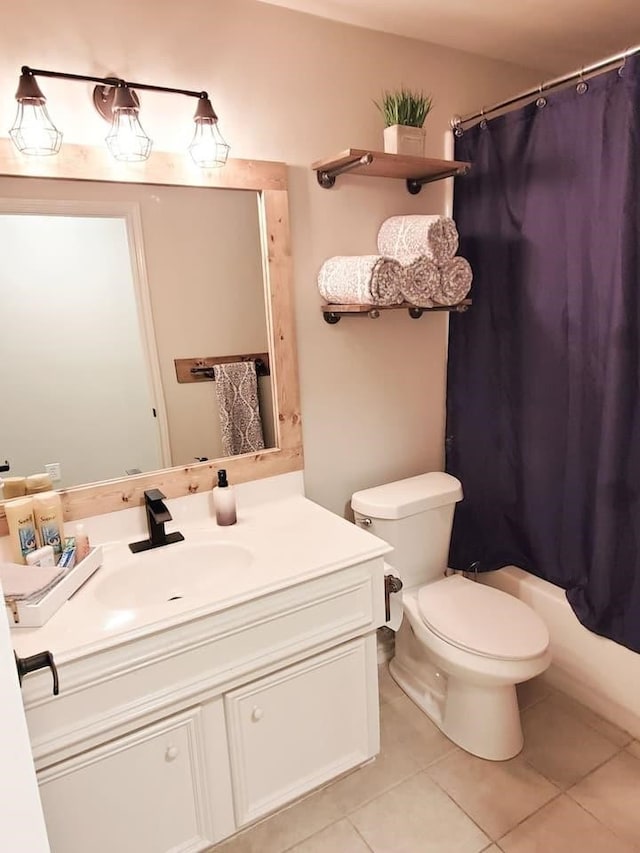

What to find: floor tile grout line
left=346, top=816, right=376, bottom=852
left=342, top=767, right=424, bottom=817
left=536, top=689, right=634, bottom=748
left=424, top=750, right=564, bottom=844
left=493, top=789, right=564, bottom=844
left=277, top=816, right=365, bottom=853
left=518, top=739, right=626, bottom=792
left=417, top=768, right=492, bottom=846
left=564, top=776, right=640, bottom=849
left=516, top=688, right=553, bottom=714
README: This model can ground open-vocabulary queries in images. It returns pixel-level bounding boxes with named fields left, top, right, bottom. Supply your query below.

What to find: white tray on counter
left=5, top=545, right=103, bottom=629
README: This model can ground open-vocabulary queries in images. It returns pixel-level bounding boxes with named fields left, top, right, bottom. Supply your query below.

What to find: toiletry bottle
left=32, top=491, right=65, bottom=558
left=74, top=523, right=91, bottom=562
left=5, top=497, right=40, bottom=564
left=213, top=469, right=237, bottom=526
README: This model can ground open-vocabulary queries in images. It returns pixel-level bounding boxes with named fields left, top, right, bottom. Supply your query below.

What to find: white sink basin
left=94, top=540, right=254, bottom=610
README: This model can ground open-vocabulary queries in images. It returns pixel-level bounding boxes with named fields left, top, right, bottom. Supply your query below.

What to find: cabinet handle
left=251, top=706, right=264, bottom=722
left=165, top=745, right=179, bottom=762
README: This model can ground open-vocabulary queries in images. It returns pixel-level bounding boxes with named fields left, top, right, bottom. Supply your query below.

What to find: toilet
left=351, top=471, right=551, bottom=761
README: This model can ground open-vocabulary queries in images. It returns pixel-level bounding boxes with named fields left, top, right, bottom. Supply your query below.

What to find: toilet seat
left=417, top=574, right=549, bottom=661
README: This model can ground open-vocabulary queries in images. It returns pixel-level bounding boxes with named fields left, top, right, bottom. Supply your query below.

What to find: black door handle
left=15, top=650, right=59, bottom=696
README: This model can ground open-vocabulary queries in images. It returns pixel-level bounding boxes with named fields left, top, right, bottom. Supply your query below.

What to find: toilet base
left=389, top=655, right=523, bottom=760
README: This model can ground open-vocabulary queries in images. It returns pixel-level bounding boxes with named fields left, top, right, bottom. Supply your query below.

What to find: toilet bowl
left=351, top=472, right=551, bottom=761
left=390, top=576, right=550, bottom=760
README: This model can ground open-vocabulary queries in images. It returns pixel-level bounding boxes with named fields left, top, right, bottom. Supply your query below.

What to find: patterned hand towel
left=401, top=256, right=441, bottom=307
left=434, top=257, right=473, bottom=306
left=317, top=255, right=404, bottom=306
left=213, top=362, right=266, bottom=456
left=377, top=215, right=459, bottom=265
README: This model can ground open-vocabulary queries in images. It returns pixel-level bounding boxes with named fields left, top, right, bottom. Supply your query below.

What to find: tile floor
left=213, top=664, right=640, bottom=852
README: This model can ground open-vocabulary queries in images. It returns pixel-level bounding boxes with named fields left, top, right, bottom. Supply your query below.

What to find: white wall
left=0, top=0, right=541, bottom=515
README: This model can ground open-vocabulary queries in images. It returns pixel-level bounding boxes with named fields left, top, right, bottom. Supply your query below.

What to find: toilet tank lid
left=351, top=472, right=463, bottom=519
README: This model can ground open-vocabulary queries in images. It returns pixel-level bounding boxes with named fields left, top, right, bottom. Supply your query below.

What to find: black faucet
left=129, top=489, right=185, bottom=553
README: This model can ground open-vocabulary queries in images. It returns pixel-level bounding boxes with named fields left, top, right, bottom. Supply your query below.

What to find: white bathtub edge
left=479, top=567, right=640, bottom=740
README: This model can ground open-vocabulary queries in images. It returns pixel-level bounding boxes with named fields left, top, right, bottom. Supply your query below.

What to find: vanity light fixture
left=189, top=95, right=230, bottom=168
left=9, top=66, right=230, bottom=167
left=9, top=71, right=62, bottom=156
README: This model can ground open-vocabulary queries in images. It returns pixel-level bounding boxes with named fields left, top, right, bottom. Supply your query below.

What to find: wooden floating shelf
left=311, top=149, right=471, bottom=194
left=321, top=300, right=471, bottom=324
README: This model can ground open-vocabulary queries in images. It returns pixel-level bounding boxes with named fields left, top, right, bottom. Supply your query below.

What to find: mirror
left=0, top=141, right=302, bottom=523
left=0, top=180, right=274, bottom=488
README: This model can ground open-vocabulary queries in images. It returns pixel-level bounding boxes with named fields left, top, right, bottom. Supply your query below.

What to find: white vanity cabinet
left=226, top=638, right=376, bottom=827
left=19, top=555, right=386, bottom=853
left=38, top=704, right=221, bottom=853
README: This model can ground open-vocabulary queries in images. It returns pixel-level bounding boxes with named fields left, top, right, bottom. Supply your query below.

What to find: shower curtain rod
left=451, top=43, right=640, bottom=131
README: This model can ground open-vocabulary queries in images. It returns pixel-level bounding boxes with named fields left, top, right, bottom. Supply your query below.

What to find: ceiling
left=257, top=0, right=640, bottom=74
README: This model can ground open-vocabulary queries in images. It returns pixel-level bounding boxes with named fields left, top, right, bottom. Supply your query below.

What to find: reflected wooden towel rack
left=174, top=353, right=270, bottom=383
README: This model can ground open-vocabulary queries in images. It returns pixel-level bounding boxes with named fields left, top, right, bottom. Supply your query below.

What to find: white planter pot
left=383, top=124, right=426, bottom=157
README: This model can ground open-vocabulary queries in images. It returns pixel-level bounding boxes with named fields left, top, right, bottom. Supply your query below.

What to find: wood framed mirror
left=0, top=139, right=302, bottom=527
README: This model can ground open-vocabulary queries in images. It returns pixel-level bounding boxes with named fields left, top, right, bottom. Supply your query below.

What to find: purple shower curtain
left=447, top=57, right=640, bottom=653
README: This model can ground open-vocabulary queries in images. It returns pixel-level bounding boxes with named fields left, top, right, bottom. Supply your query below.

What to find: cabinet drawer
left=38, top=707, right=214, bottom=853
left=225, top=635, right=378, bottom=826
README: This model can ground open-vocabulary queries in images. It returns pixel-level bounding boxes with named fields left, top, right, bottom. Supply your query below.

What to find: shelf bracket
left=322, top=307, right=383, bottom=323
left=317, top=153, right=373, bottom=189
left=406, top=163, right=471, bottom=195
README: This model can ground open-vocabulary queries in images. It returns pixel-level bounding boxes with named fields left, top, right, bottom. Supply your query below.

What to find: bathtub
left=480, top=567, right=640, bottom=739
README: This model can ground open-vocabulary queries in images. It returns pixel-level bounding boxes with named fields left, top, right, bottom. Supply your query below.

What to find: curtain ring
left=618, top=50, right=628, bottom=77
left=535, top=83, right=547, bottom=109
left=479, top=106, right=487, bottom=130
left=451, top=115, right=464, bottom=137
left=576, top=68, right=589, bottom=95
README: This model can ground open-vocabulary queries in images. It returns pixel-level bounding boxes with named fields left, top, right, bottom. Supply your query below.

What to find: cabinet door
left=38, top=706, right=215, bottom=853
left=225, top=636, right=378, bottom=826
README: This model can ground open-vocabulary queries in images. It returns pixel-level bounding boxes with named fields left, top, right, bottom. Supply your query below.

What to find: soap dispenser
left=213, top=469, right=237, bottom=526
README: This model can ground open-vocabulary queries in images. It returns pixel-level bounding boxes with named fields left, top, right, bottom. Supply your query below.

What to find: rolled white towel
left=378, top=215, right=459, bottom=265
left=401, top=256, right=440, bottom=308
left=434, top=257, right=473, bottom=306
left=317, top=255, right=404, bottom=306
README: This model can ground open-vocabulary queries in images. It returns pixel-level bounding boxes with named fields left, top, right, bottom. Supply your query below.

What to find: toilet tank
left=351, top=472, right=463, bottom=589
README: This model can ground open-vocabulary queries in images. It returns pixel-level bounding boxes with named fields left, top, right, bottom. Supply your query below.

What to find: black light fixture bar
left=12, top=65, right=229, bottom=167
left=21, top=66, right=209, bottom=101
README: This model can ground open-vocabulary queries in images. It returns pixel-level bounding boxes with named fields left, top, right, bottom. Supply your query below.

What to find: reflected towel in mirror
left=213, top=362, right=266, bottom=456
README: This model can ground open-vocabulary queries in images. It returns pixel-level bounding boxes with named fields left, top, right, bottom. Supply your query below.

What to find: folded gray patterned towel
left=434, top=257, right=473, bottom=305
left=401, top=256, right=441, bottom=307
left=377, top=215, right=459, bottom=265
left=317, top=255, right=404, bottom=306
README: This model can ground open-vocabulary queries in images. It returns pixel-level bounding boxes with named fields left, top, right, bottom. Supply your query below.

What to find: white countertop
left=10, top=494, right=391, bottom=663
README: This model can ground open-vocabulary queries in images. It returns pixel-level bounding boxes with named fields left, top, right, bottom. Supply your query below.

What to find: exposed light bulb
left=9, top=71, right=62, bottom=156
left=105, top=86, right=152, bottom=162
left=188, top=97, right=229, bottom=168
